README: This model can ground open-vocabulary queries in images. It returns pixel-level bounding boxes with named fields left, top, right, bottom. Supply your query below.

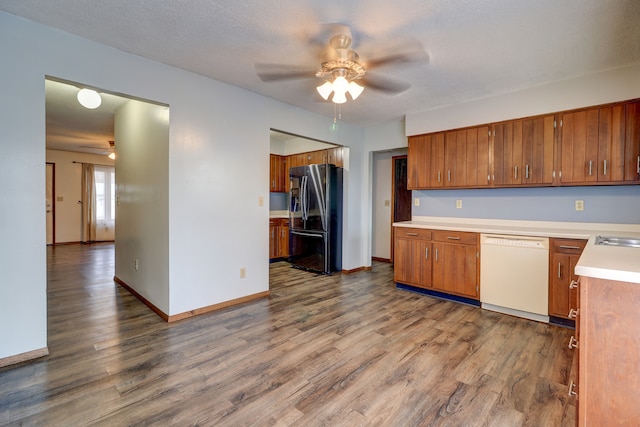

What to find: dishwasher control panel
left=482, top=235, right=548, bottom=249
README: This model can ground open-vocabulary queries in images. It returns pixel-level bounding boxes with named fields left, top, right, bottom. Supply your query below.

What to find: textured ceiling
left=3, top=0, right=640, bottom=148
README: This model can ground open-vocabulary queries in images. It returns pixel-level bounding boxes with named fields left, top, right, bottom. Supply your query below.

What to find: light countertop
left=394, top=216, right=640, bottom=284
left=269, top=210, right=289, bottom=219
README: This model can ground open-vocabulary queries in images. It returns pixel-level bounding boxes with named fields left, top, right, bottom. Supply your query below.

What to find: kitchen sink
left=595, top=236, right=640, bottom=248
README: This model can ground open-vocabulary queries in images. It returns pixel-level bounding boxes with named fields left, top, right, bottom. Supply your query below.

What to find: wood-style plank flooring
left=1, top=243, right=577, bottom=426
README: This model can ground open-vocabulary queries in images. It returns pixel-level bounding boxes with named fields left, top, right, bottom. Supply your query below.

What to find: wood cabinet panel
left=432, top=240, right=478, bottom=298
left=493, top=115, right=554, bottom=186
left=548, top=238, right=586, bottom=320
left=577, top=276, right=640, bottom=425
left=269, top=154, right=286, bottom=192
left=393, top=228, right=432, bottom=289
left=625, top=101, right=640, bottom=182
left=269, top=218, right=289, bottom=260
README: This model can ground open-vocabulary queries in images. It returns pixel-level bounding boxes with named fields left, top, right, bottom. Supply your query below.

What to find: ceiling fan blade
left=361, top=73, right=411, bottom=94
left=363, top=37, right=429, bottom=69
left=255, top=63, right=316, bottom=82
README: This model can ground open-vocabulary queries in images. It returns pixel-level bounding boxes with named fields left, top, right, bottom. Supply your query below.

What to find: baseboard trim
left=168, top=291, right=271, bottom=323
left=0, top=347, right=49, bottom=368
left=342, top=266, right=373, bottom=274
left=114, top=276, right=270, bottom=323
left=371, top=257, right=391, bottom=263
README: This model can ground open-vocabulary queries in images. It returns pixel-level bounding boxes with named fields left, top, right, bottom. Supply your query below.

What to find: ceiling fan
left=255, top=24, right=428, bottom=104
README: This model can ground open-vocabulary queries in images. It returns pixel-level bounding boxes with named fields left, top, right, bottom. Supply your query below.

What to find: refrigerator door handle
left=301, top=175, right=308, bottom=221
left=290, top=230, right=324, bottom=238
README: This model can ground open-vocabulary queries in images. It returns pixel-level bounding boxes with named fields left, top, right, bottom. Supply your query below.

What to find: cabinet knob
left=568, top=335, right=578, bottom=349
left=568, top=380, right=578, bottom=397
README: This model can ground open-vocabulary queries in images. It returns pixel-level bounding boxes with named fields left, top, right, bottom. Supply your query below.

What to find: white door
left=46, top=163, right=54, bottom=245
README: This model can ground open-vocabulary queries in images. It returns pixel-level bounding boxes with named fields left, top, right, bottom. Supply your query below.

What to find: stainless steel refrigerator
left=289, top=164, right=343, bottom=274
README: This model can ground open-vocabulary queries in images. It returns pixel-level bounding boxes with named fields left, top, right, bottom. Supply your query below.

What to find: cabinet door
left=560, top=108, right=601, bottom=184
left=407, top=135, right=430, bottom=189
left=597, top=105, right=626, bottom=182
left=269, top=155, right=278, bottom=192
left=494, top=120, right=522, bottom=186
left=394, top=237, right=424, bottom=287
left=269, top=224, right=278, bottom=259
left=327, top=147, right=344, bottom=167
left=432, top=242, right=478, bottom=298
left=625, top=101, right=640, bottom=182
left=549, top=253, right=572, bottom=318
left=522, top=115, right=555, bottom=185
left=465, top=126, right=491, bottom=187
left=444, top=130, right=467, bottom=187
left=277, top=225, right=289, bottom=257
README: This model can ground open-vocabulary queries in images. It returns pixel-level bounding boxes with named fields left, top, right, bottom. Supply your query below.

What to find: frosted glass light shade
left=77, top=88, right=102, bottom=109
left=348, top=81, right=364, bottom=100
left=332, top=91, right=347, bottom=104
left=108, top=152, right=116, bottom=160
left=316, top=81, right=333, bottom=100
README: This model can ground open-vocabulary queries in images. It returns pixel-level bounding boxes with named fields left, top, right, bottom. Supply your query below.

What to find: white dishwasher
left=480, top=234, right=549, bottom=323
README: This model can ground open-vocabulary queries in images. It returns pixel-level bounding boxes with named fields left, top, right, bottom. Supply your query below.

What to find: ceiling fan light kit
left=77, top=88, right=102, bottom=109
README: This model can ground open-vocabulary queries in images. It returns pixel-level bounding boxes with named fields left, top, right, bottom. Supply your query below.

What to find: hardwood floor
left=1, top=243, right=577, bottom=426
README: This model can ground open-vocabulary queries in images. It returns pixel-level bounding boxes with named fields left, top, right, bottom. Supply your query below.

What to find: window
left=94, top=166, right=115, bottom=226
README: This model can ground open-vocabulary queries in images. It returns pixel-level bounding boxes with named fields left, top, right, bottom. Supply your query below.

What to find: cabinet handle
left=272, top=180, right=275, bottom=188
left=588, top=160, right=593, bottom=176
left=271, top=230, right=274, bottom=238
left=514, top=165, right=518, bottom=180
left=425, top=247, right=429, bottom=259
left=559, top=245, right=581, bottom=250
left=447, top=170, right=451, bottom=182
left=568, top=308, right=579, bottom=319
left=568, top=335, right=578, bottom=349
left=525, top=164, right=530, bottom=179
left=569, top=280, right=579, bottom=289
left=603, top=159, right=607, bottom=176
left=435, top=248, right=438, bottom=261
left=558, top=262, right=562, bottom=279
left=406, top=232, right=419, bottom=236
left=437, top=171, right=441, bottom=183
left=568, top=381, right=578, bottom=397
left=487, top=174, right=491, bottom=183
left=447, top=236, right=461, bottom=240
left=637, top=155, right=639, bottom=174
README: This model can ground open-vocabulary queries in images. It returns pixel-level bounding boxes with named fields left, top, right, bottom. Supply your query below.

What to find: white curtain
left=81, top=164, right=115, bottom=242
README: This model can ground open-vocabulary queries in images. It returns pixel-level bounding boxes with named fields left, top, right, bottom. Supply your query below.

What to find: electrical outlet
left=456, top=200, right=462, bottom=209
left=384, top=200, right=390, bottom=207
left=575, top=200, right=584, bottom=211
left=240, top=268, right=246, bottom=278
left=414, top=198, right=420, bottom=207
left=134, top=259, right=139, bottom=270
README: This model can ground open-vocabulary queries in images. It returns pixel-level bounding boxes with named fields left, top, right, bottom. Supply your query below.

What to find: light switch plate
left=456, top=200, right=462, bottom=209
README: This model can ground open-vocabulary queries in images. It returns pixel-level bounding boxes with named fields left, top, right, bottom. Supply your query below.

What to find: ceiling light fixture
left=108, top=152, right=116, bottom=160
left=77, top=88, right=102, bottom=109
left=315, top=33, right=366, bottom=104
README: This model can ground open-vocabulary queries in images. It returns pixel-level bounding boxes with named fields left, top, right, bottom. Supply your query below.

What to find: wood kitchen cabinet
left=443, top=126, right=491, bottom=188
left=269, top=154, right=286, bottom=192
left=393, top=228, right=432, bottom=289
left=548, top=238, right=586, bottom=322
left=325, top=147, right=344, bottom=167
left=492, top=115, right=555, bottom=187
left=559, top=101, right=640, bottom=185
left=574, top=276, right=640, bottom=425
left=408, top=133, right=445, bottom=189
left=432, top=230, right=479, bottom=299
left=269, top=218, right=289, bottom=260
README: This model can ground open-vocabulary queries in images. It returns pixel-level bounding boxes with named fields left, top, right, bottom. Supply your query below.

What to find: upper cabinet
left=559, top=101, right=640, bottom=185
left=493, top=115, right=555, bottom=187
left=269, top=154, right=286, bottom=192
left=408, top=126, right=489, bottom=190
left=407, top=99, right=640, bottom=190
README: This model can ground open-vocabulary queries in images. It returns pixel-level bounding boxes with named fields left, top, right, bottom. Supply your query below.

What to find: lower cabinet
left=548, top=238, right=586, bottom=321
left=432, top=230, right=479, bottom=299
left=394, top=227, right=479, bottom=300
left=573, top=276, right=640, bottom=425
left=393, top=228, right=432, bottom=289
left=269, top=218, right=289, bottom=260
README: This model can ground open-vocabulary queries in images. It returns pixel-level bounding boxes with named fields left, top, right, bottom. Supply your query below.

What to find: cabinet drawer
left=395, top=228, right=432, bottom=240
left=269, top=218, right=289, bottom=227
left=551, top=238, right=587, bottom=255
left=433, top=230, right=478, bottom=245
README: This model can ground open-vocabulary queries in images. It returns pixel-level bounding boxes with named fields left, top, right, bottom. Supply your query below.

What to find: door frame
left=391, top=155, right=410, bottom=263
left=46, top=162, right=56, bottom=246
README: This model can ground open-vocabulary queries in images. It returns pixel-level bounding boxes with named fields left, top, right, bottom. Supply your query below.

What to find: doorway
left=391, top=155, right=412, bottom=262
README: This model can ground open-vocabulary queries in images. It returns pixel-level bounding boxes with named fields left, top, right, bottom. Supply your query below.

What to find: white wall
left=0, top=8, right=368, bottom=359
left=115, top=100, right=170, bottom=312
left=406, top=62, right=640, bottom=136
left=45, top=150, right=115, bottom=243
